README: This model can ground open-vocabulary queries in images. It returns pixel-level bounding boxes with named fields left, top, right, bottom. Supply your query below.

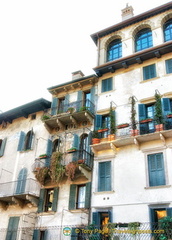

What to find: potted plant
left=92, top=130, right=100, bottom=144
left=108, top=103, right=116, bottom=141
left=67, top=107, right=75, bottom=114
left=130, top=96, right=139, bottom=136
left=167, top=112, right=172, bottom=118
left=140, top=118, right=153, bottom=123
left=67, top=147, right=77, bottom=153
left=39, top=154, right=48, bottom=159
left=79, top=106, right=89, bottom=111
left=154, top=91, right=164, bottom=131
left=41, top=114, right=50, bottom=121
left=117, top=123, right=129, bottom=129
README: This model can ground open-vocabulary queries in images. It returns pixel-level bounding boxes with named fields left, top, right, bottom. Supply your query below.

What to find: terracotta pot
left=140, top=119, right=152, bottom=123
left=92, top=138, right=100, bottom=144
left=131, top=129, right=139, bottom=136
left=78, top=159, right=85, bottom=164
left=107, top=134, right=115, bottom=141
left=98, top=128, right=109, bottom=133
left=117, top=124, right=129, bottom=129
left=100, top=137, right=108, bottom=143
left=167, top=114, right=172, bottom=118
left=155, top=124, right=164, bottom=132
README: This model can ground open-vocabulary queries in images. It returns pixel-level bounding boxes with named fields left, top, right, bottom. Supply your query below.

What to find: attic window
left=31, top=114, right=36, bottom=120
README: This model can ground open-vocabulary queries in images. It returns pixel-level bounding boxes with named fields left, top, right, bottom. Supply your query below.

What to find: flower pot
left=100, top=137, right=108, bottom=143
left=67, top=149, right=77, bottom=153
left=140, top=118, right=153, bottom=123
left=155, top=124, right=164, bottom=132
left=39, top=155, right=47, bottom=159
left=117, top=123, right=129, bottom=129
left=92, top=138, right=100, bottom=144
left=131, top=129, right=139, bottom=136
left=98, top=128, right=109, bottom=133
left=77, top=159, right=85, bottom=164
left=107, top=134, right=115, bottom=141
left=167, top=114, right=172, bottom=118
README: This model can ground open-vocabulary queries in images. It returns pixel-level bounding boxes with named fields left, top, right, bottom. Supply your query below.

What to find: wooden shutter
left=69, top=184, right=77, bottom=210
left=32, top=229, right=40, bottom=240
left=45, top=139, right=53, bottom=167
left=51, top=97, right=58, bottom=115
left=162, top=98, right=171, bottom=116
left=166, top=59, right=172, bottom=74
left=167, top=208, right=172, bottom=217
left=73, top=134, right=80, bottom=149
left=71, top=228, right=78, bottom=240
left=64, top=94, right=69, bottom=112
left=17, top=131, right=25, bottom=151
left=0, top=137, right=7, bottom=157
left=85, top=182, right=91, bottom=209
left=138, top=104, right=147, bottom=134
left=148, top=153, right=165, bottom=187
left=90, top=86, right=95, bottom=103
left=6, top=217, right=20, bottom=240
left=92, top=212, right=99, bottom=225
left=15, top=168, right=27, bottom=194
left=38, top=189, right=45, bottom=213
left=95, top=115, right=102, bottom=130
left=143, top=64, right=156, bottom=80
left=52, top=187, right=59, bottom=212
left=108, top=210, right=112, bottom=223
left=98, top=161, right=111, bottom=191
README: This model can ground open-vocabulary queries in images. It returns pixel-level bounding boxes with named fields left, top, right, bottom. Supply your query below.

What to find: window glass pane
left=77, top=185, right=86, bottom=208
left=135, top=28, right=152, bottom=52
left=107, top=39, right=122, bottom=62
left=45, top=189, right=54, bottom=211
left=102, top=78, right=112, bottom=92
left=166, top=59, right=172, bottom=74
left=143, top=64, right=156, bottom=80
left=164, top=19, right=172, bottom=42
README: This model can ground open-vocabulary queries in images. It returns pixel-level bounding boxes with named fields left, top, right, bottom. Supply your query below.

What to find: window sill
left=93, top=190, right=115, bottom=195
left=140, top=76, right=160, bottom=83
left=145, top=185, right=171, bottom=190
left=99, top=90, right=114, bottom=95
left=38, top=211, right=55, bottom=216
left=69, top=209, right=89, bottom=213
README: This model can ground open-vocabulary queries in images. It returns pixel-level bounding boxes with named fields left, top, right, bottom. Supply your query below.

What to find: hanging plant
left=154, top=92, right=164, bottom=124
left=65, top=162, right=78, bottom=181
left=34, top=167, right=50, bottom=185
left=131, top=96, right=137, bottom=130
left=49, top=152, right=65, bottom=183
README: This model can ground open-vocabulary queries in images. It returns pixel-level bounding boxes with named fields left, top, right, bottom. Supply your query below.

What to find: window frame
left=107, top=39, right=122, bottom=62
left=135, top=28, right=153, bottom=52
left=142, top=64, right=157, bottom=81
left=38, top=188, right=59, bottom=213
left=165, top=58, right=172, bottom=74
left=98, top=161, right=112, bottom=192
left=101, top=78, right=113, bottom=93
left=163, top=18, right=172, bottom=42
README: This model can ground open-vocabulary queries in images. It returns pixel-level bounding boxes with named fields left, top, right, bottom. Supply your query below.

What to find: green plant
left=67, top=147, right=77, bottom=152
left=131, top=96, right=137, bottom=130
left=159, top=216, right=172, bottom=240
left=41, top=115, right=50, bottom=121
left=49, top=152, right=65, bottom=183
left=128, top=222, right=140, bottom=234
left=65, top=162, right=78, bottom=181
left=39, top=154, right=48, bottom=158
left=92, top=130, right=99, bottom=138
left=34, top=167, right=50, bottom=185
left=109, top=104, right=116, bottom=134
left=79, top=106, right=89, bottom=111
left=67, top=107, right=75, bottom=114
left=154, top=92, right=164, bottom=124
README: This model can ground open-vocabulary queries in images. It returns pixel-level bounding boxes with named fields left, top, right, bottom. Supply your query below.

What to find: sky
left=0, top=0, right=171, bottom=112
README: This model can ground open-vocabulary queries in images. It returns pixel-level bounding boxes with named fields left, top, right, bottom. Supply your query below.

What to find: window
left=148, top=153, right=165, bottom=187
left=52, top=139, right=61, bottom=152
left=17, top=130, right=34, bottom=151
left=69, top=182, right=91, bottom=210
left=98, top=161, right=111, bottom=192
left=6, top=217, right=20, bottom=240
left=139, top=104, right=155, bottom=134
left=92, top=211, right=112, bottom=229
left=165, top=59, right=172, bottom=74
left=31, top=114, right=36, bottom=120
left=135, top=28, right=153, bottom=52
left=107, top=39, right=122, bottom=62
left=0, top=137, right=7, bottom=157
left=163, top=19, right=172, bottom=42
left=33, top=229, right=48, bottom=240
left=38, top=188, right=59, bottom=213
left=143, top=64, right=156, bottom=80
left=101, top=78, right=112, bottom=93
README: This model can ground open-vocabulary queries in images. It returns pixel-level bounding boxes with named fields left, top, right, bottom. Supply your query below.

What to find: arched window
left=15, top=168, right=27, bottom=194
left=24, top=130, right=33, bottom=150
left=107, top=39, right=122, bottom=62
left=135, top=28, right=153, bottom=52
left=163, top=19, right=172, bottom=42
left=52, top=139, right=61, bottom=152
left=79, top=134, right=88, bottom=160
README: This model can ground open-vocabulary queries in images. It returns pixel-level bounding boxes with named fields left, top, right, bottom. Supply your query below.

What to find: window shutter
left=167, top=208, right=172, bottom=217
left=90, top=86, right=95, bottom=103
left=162, top=98, right=171, bottom=116
left=6, top=217, right=20, bottom=240
left=108, top=210, right=112, bottom=223
left=15, top=168, right=27, bottom=194
left=156, top=153, right=165, bottom=186
left=51, top=97, right=58, bottom=115
left=69, top=184, right=77, bottom=210
left=44, top=230, right=48, bottom=240
left=105, top=161, right=111, bottom=191
left=71, top=228, right=78, bottom=240
left=32, top=229, right=40, bottom=240
left=73, top=134, right=80, bottom=149
left=38, top=189, right=45, bottom=213
left=45, top=139, right=53, bottom=167
left=0, top=137, right=7, bottom=157
left=28, top=129, right=34, bottom=150
left=17, top=131, right=25, bottom=151
left=95, top=115, right=102, bottom=130
left=166, top=59, right=172, bottom=74
left=143, top=64, right=156, bottom=80
left=92, top=212, right=99, bottom=225
left=52, top=187, right=59, bottom=212
left=138, top=104, right=146, bottom=120
left=98, top=162, right=111, bottom=191
left=64, top=94, right=69, bottom=112
left=149, top=208, right=155, bottom=226
left=85, top=182, right=91, bottom=209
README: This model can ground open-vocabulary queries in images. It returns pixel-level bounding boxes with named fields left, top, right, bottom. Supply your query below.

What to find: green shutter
left=32, top=229, right=40, bottom=240
left=85, top=182, right=91, bottom=209
left=71, top=228, right=78, bottom=240
left=148, top=153, right=165, bottom=187
left=38, top=189, right=45, bottom=213
left=143, top=64, right=156, bottom=80
left=64, top=94, right=69, bottom=112
left=108, top=210, right=112, bottom=222
left=69, top=184, right=77, bottom=210
left=28, top=129, right=34, bottom=150
left=95, top=115, right=102, bottom=130
left=51, top=97, right=58, bottom=115
left=138, top=104, right=146, bottom=120
left=0, top=137, right=7, bottom=157
left=52, top=187, right=59, bottom=212
left=17, top=131, right=25, bottom=151
left=90, top=86, right=95, bottom=104
left=166, top=59, right=172, bottom=74
left=73, top=134, right=79, bottom=149
left=6, top=217, right=20, bottom=240
left=162, top=98, right=171, bottom=116
left=167, top=208, right=172, bottom=217
left=102, top=78, right=112, bottom=92
left=15, top=168, right=27, bottom=194
left=44, top=230, right=48, bottom=240
left=98, top=162, right=111, bottom=191
left=92, top=212, right=99, bottom=225
left=45, top=139, right=53, bottom=167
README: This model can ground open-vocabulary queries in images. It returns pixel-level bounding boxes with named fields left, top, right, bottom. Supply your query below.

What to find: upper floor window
left=98, top=161, right=111, bottom=192
left=143, top=64, right=156, bottom=80
left=17, top=130, right=34, bottom=151
left=0, top=137, right=7, bottom=157
left=165, top=59, right=172, bottom=74
left=107, top=39, right=122, bottom=62
left=102, top=78, right=113, bottom=93
left=135, top=28, right=153, bottom=52
left=38, top=188, right=59, bottom=213
left=163, top=19, right=172, bottom=42
left=148, top=153, right=165, bottom=187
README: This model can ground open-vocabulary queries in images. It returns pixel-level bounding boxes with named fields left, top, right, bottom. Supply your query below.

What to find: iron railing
left=51, top=99, right=95, bottom=116
left=67, top=149, right=93, bottom=169
left=0, top=222, right=171, bottom=240
left=0, top=178, right=40, bottom=197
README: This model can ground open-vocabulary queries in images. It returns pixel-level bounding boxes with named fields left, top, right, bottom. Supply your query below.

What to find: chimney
left=121, top=3, right=134, bottom=21
left=72, top=70, right=85, bottom=80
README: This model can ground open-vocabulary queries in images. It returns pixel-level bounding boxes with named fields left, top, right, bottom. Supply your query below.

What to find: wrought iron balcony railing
left=0, top=178, right=40, bottom=198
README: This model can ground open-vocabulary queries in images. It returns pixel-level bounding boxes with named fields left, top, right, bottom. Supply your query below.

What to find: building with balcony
left=89, top=2, right=172, bottom=239
left=0, top=99, right=51, bottom=240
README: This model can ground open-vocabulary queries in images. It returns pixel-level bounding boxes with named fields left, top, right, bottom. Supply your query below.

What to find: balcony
left=91, top=118, right=172, bottom=153
left=43, top=99, right=95, bottom=130
left=0, top=178, right=40, bottom=208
